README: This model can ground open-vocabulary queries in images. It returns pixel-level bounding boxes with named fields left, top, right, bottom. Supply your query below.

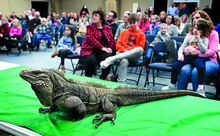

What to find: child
left=149, top=23, right=177, bottom=63
left=33, top=18, right=51, bottom=50
left=51, top=25, right=79, bottom=73
left=149, top=23, right=170, bottom=47
left=146, top=14, right=160, bottom=35
left=162, top=18, right=211, bottom=97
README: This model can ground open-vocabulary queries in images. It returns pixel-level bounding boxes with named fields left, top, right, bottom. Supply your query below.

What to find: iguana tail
left=112, top=89, right=203, bottom=106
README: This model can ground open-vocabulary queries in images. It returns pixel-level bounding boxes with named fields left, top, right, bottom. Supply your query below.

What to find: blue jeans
left=171, top=56, right=206, bottom=85
left=177, top=60, right=219, bottom=91
left=34, top=33, right=51, bottom=45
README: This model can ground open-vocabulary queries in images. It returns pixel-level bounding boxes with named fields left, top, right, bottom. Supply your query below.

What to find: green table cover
left=1, top=66, right=220, bottom=136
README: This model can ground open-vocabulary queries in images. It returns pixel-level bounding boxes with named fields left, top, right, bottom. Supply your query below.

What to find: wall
left=119, top=0, right=151, bottom=19
left=0, top=0, right=31, bottom=16
left=61, top=0, right=104, bottom=16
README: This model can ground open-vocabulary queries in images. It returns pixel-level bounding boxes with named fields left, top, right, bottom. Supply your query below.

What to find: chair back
left=146, top=35, right=156, bottom=44
left=170, top=36, right=185, bottom=43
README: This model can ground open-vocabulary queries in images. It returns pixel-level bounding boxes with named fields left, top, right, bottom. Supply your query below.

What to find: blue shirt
left=57, top=36, right=74, bottom=51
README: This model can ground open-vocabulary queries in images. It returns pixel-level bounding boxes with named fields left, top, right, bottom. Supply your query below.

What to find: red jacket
left=81, top=23, right=115, bottom=56
left=0, top=23, right=10, bottom=38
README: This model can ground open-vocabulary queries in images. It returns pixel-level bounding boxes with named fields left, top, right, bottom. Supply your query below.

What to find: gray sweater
left=150, top=31, right=170, bottom=47
left=178, top=35, right=208, bottom=56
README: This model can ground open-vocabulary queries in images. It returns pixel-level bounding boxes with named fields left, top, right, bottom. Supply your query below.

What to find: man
left=114, top=11, right=130, bottom=40
left=106, top=10, right=118, bottom=36
left=167, top=2, right=178, bottom=16
left=100, top=14, right=146, bottom=83
left=27, top=11, right=41, bottom=50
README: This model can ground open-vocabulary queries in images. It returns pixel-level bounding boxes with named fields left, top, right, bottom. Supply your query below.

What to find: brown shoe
left=51, top=50, right=59, bottom=58
left=60, top=65, right=66, bottom=73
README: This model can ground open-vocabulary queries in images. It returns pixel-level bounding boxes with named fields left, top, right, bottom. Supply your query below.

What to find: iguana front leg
left=93, top=94, right=117, bottom=128
left=39, top=105, right=57, bottom=113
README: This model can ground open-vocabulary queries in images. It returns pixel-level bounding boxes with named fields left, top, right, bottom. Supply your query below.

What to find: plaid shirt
left=35, top=24, right=50, bottom=34
left=81, top=23, right=115, bottom=56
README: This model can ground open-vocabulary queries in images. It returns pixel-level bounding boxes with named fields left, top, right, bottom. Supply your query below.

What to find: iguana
left=19, top=68, right=203, bottom=128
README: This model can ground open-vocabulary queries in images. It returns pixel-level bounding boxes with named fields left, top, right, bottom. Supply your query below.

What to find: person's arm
left=116, top=31, right=127, bottom=52
left=149, top=33, right=162, bottom=47
left=178, top=35, right=190, bottom=56
left=199, top=30, right=219, bottom=58
left=57, top=36, right=66, bottom=48
left=85, top=25, right=103, bottom=50
left=197, top=37, right=208, bottom=53
left=114, top=26, right=122, bottom=41
left=138, top=32, right=146, bottom=50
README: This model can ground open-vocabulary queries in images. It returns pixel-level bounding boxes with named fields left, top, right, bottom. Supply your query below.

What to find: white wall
left=0, top=0, right=31, bottom=16
left=61, top=0, right=104, bottom=16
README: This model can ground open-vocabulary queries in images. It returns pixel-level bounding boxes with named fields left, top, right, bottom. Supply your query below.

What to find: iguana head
left=20, top=68, right=65, bottom=107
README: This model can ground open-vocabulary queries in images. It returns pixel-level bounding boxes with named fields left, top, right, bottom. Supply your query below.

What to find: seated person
left=162, top=19, right=211, bottom=97
left=146, top=14, right=160, bottom=35
left=9, top=19, right=23, bottom=49
left=77, top=16, right=89, bottom=36
left=0, top=19, right=10, bottom=51
left=33, top=18, right=51, bottom=50
left=80, top=9, right=115, bottom=79
left=51, top=25, right=80, bottom=73
left=149, top=23, right=177, bottom=64
left=100, top=14, right=146, bottom=83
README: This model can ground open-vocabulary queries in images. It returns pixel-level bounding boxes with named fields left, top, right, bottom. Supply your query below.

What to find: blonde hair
left=13, top=18, right=21, bottom=28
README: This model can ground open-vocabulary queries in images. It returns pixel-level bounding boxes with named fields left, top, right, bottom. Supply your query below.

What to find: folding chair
left=144, top=42, right=173, bottom=87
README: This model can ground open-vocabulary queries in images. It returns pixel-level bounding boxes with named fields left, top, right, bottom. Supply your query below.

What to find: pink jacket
left=9, top=26, right=22, bottom=37
left=184, top=30, right=219, bottom=62
left=138, top=19, right=150, bottom=31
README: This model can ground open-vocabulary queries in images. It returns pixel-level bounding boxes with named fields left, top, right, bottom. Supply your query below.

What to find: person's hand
left=189, top=47, right=198, bottom=55
left=64, top=45, right=68, bottom=49
left=195, top=30, right=201, bottom=38
left=106, top=48, right=113, bottom=53
left=178, top=54, right=184, bottom=61
left=102, top=47, right=112, bottom=53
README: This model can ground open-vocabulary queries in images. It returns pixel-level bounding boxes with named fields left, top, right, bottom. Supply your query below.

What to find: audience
left=51, top=25, right=78, bottom=73
left=33, top=18, right=51, bottom=50
left=166, top=14, right=179, bottom=36
left=0, top=19, right=10, bottom=51
left=162, top=18, right=211, bottom=97
left=138, top=13, right=150, bottom=32
left=146, top=14, right=160, bottom=35
left=106, top=10, right=118, bottom=36
left=80, top=10, right=115, bottom=79
left=177, top=10, right=219, bottom=92
left=114, top=11, right=130, bottom=40
left=100, top=14, right=146, bottom=82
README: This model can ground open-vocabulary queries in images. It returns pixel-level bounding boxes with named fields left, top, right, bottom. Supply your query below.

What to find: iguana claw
left=39, top=107, right=51, bottom=113
left=93, top=113, right=115, bottom=128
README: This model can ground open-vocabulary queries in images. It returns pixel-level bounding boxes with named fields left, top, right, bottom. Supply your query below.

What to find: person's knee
left=85, top=56, right=96, bottom=67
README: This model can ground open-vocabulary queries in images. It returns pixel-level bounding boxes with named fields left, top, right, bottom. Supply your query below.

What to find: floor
left=0, top=46, right=216, bottom=98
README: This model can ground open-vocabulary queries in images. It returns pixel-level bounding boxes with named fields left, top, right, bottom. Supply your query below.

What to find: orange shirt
left=116, top=28, right=146, bottom=53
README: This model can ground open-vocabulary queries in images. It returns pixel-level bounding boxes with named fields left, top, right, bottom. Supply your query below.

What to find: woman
left=177, top=10, right=219, bottom=94
left=137, top=13, right=150, bottom=32
left=80, top=10, right=115, bottom=79
left=165, top=14, right=178, bottom=37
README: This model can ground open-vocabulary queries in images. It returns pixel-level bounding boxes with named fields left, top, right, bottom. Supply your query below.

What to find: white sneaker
left=196, top=88, right=206, bottom=97
left=100, top=57, right=115, bottom=69
left=161, top=84, right=176, bottom=91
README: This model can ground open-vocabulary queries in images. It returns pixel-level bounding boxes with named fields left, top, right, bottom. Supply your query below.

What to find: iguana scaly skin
left=19, top=68, right=203, bottom=128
